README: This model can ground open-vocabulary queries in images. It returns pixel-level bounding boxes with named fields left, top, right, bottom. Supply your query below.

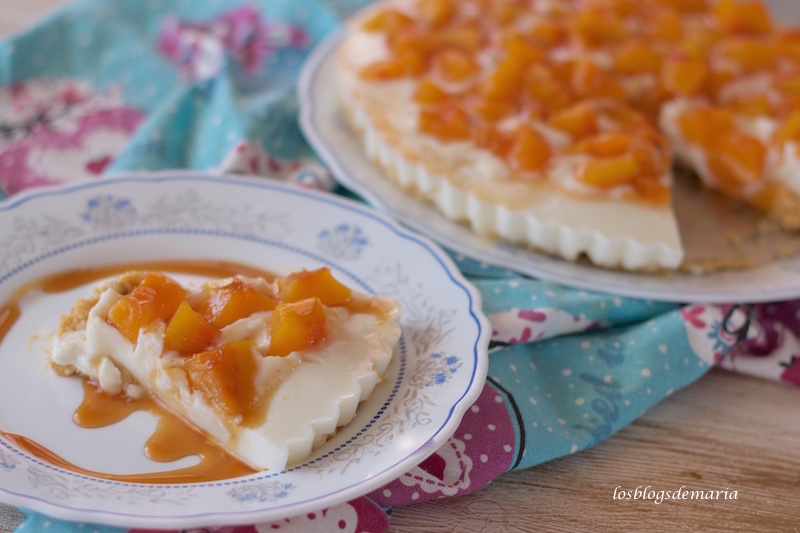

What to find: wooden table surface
left=1, top=1, right=799, bottom=531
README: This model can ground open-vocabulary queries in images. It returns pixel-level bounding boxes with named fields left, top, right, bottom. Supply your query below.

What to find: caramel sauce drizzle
left=0, top=260, right=284, bottom=483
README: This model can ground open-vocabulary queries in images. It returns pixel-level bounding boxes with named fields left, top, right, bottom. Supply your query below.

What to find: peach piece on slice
left=107, top=272, right=187, bottom=342
left=198, top=278, right=277, bottom=328
left=508, top=125, right=551, bottom=172
left=549, top=102, right=599, bottom=139
left=280, top=267, right=352, bottom=307
left=183, top=340, right=258, bottom=420
left=579, top=154, right=641, bottom=187
left=707, top=131, right=767, bottom=191
left=164, top=301, right=221, bottom=355
left=268, top=298, right=327, bottom=357
left=678, top=106, right=733, bottom=148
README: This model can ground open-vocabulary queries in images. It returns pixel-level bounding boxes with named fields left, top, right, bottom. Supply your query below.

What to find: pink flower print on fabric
left=369, top=384, right=515, bottom=506
left=158, top=6, right=309, bottom=81
left=0, top=80, right=143, bottom=196
left=220, top=140, right=336, bottom=191
left=489, top=307, right=601, bottom=347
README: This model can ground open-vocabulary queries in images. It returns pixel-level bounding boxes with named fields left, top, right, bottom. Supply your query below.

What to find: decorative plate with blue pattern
left=0, top=173, right=489, bottom=528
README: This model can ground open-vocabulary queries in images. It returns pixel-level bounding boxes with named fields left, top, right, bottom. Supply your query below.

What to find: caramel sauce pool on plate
left=0, top=260, right=284, bottom=483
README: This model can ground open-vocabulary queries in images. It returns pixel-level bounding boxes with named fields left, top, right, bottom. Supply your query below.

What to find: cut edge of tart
left=48, top=269, right=402, bottom=472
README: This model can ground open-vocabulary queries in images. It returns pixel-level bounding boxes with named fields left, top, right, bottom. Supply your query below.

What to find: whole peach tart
left=336, top=0, right=800, bottom=270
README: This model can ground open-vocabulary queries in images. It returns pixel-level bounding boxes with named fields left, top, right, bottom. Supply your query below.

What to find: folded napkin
left=1, top=1, right=798, bottom=531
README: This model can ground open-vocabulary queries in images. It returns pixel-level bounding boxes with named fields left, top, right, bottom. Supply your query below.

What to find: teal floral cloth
left=0, top=1, right=797, bottom=532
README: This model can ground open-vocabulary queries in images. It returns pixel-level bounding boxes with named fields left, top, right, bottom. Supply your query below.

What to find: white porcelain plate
left=0, top=173, right=489, bottom=529
left=298, top=29, right=800, bottom=304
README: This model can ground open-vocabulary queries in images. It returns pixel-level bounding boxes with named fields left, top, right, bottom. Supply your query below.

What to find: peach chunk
left=163, top=301, right=221, bottom=355
left=508, top=125, right=551, bottom=172
left=574, top=7, right=627, bottom=46
left=183, top=340, right=258, bottom=420
left=474, top=124, right=513, bottom=158
left=268, top=298, right=327, bottom=357
left=419, top=103, right=471, bottom=141
left=707, top=131, right=767, bottom=190
left=661, top=55, right=709, bottom=96
left=715, top=38, right=775, bottom=72
left=433, top=48, right=480, bottom=82
left=713, top=0, right=771, bottom=35
left=614, top=41, right=661, bottom=74
left=647, top=8, right=683, bottom=42
left=774, top=110, right=800, bottom=148
left=107, top=272, right=187, bottom=342
left=361, top=9, right=413, bottom=34
left=572, top=60, right=626, bottom=101
left=631, top=177, right=671, bottom=206
left=359, top=51, right=426, bottom=80
left=678, top=106, right=734, bottom=148
left=414, top=79, right=449, bottom=105
left=280, top=267, right=352, bottom=307
left=662, top=0, right=707, bottom=13
left=579, top=155, right=641, bottom=187
left=584, top=133, right=632, bottom=157
left=198, top=278, right=277, bottom=328
left=417, top=0, right=455, bottom=27
left=549, top=102, right=598, bottom=139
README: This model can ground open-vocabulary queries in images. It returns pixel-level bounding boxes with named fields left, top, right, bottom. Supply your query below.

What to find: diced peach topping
left=631, top=177, right=671, bottom=205
left=414, top=79, right=449, bottom=105
left=725, top=93, right=772, bottom=116
left=508, top=125, right=552, bottom=172
left=482, top=55, right=526, bottom=100
left=707, top=131, right=767, bottom=190
left=198, top=278, right=277, bottom=328
left=614, top=41, right=661, bottom=74
left=361, top=9, right=413, bottom=34
left=677, top=106, right=734, bottom=148
left=268, top=298, right=327, bottom=357
left=163, top=301, right=221, bottom=355
left=279, top=267, right=352, bottom=307
left=572, top=60, right=626, bottom=101
left=529, top=20, right=566, bottom=47
left=661, top=55, right=708, bottom=96
left=774, top=110, right=800, bottom=148
left=661, top=0, right=707, bottom=13
left=585, top=133, right=632, bottom=157
left=433, top=48, right=480, bottom=82
left=183, top=340, right=258, bottom=419
left=360, top=51, right=426, bottom=80
left=419, top=103, right=471, bottom=141
left=523, top=65, right=572, bottom=112
left=549, top=102, right=598, bottom=139
left=713, top=0, right=771, bottom=35
left=474, top=124, right=513, bottom=158
left=107, top=272, right=187, bottom=343
left=503, top=33, right=546, bottom=64
left=714, top=37, right=775, bottom=71
left=468, top=97, right=516, bottom=122
left=573, top=7, right=627, bottom=46
left=579, top=154, right=641, bottom=187
left=647, top=8, right=683, bottom=41
left=437, top=23, right=484, bottom=52
left=417, top=0, right=455, bottom=27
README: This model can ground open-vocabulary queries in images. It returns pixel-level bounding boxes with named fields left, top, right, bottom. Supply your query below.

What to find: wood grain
left=390, top=368, right=800, bottom=532
left=0, top=2, right=799, bottom=532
